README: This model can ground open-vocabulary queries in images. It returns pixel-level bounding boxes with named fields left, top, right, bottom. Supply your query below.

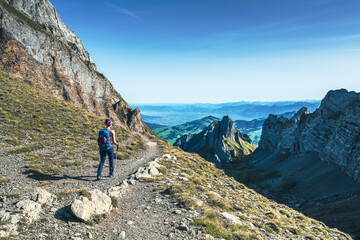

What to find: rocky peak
left=2, top=0, right=95, bottom=69
left=174, top=116, right=254, bottom=167
left=0, top=0, right=144, bottom=131
left=259, top=89, right=360, bottom=181
left=291, top=107, right=310, bottom=123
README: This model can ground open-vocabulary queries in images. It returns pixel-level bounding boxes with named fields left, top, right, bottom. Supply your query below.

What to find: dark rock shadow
left=54, top=205, right=82, bottom=223
left=23, top=170, right=96, bottom=182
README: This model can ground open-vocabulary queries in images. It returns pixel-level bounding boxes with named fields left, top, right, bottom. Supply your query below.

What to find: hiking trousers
left=97, top=146, right=114, bottom=177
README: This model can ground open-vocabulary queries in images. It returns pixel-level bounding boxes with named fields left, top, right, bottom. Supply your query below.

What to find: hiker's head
left=105, top=119, right=112, bottom=128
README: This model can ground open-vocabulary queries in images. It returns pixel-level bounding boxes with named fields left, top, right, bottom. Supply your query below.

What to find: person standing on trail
left=97, top=119, right=119, bottom=180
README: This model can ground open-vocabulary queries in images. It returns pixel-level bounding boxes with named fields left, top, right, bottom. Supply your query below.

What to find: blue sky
left=50, top=0, right=360, bottom=103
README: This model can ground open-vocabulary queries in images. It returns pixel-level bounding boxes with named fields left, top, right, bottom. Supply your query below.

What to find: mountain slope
left=0, top=0, right=143, bottom=131
left=152, top=116, right=219, bottom=144
left=241, top=89, right=360, bottom=238
left=174, top=116, right=256, bottom=167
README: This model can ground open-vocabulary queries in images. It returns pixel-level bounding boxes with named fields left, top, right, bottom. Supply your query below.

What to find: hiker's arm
left=111, top=130, right=119, bottom=145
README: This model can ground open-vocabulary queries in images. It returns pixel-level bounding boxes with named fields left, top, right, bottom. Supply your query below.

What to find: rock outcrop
left=174, top=116, right=255, bottom=167
left=259, top=89, right=360, bottom=180
left=71, top=189, right=113, bottom=221
left=0, top=0, right=144, bottom=131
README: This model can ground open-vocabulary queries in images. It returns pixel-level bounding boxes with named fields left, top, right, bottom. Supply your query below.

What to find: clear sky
left=50, top=0, right=360, bottom=103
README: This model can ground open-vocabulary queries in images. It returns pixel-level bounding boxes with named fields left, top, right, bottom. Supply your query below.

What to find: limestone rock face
left=259, top=89, right=360, bottom=180
left=0, top=0, right=144, bottom=131
left=174, top=116, right=255, bottom=167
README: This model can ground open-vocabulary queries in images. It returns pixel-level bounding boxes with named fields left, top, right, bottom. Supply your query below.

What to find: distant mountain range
left=146, top=116, right=218, bottom=145
left=135, top=100, right=320, bottom=126
left=146, top=111, right=296, bottom=146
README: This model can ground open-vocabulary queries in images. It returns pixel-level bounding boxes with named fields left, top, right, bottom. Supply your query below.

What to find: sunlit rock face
left=0, top=0, right=144, bottom=131
left=259, top=89, right=360, bottom=180
left=174, top=115, right=255, bottom=167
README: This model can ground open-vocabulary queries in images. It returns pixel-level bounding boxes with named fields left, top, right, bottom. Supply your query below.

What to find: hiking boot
left=109, top=175, right=114, bottom=178
left=97, top=176, right=101, bottom=181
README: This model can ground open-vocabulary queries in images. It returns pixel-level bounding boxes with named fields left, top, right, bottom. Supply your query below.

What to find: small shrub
left=80, top=189, right=91, bottom=199
left=157, top=166, right=168, bottom=176
left=55, top=189, right=77, bottom=200
left=85, top=220, right=94, bottom=226
left=0, top=177, right=8, bottom=185
left=110, top=196, right=118, bottom=208
left=0, top=220, right=11, bottom=226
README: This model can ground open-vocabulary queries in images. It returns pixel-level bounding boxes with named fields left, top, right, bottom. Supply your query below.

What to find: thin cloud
left=103, top=2, right=141, bottom=21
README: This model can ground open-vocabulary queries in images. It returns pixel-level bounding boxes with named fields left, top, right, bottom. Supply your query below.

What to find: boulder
left=16, top=200, right=42, bottom=223
left=0, top=210, right=10, bottom=222
left=71, top=196, right=95, bottom=222
left=89, top=189, right=112, bottom=215
left=134, top=162, right=162, bottom=179
left=31, top=188, right=56, bottom=205
left=71, top=189, right=112, bottom=221
left=108, top=181, right=128, bottom=199
left=220, top=212, right=242, bottom=225
left=16, top=200, right=41, bottom=212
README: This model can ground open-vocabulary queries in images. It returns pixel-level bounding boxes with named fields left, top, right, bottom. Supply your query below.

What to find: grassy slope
left=151, top=140, right=351, bottom=240
left=0, top=68, right=145, bottom=178
left=153, top=116, right=219, bottom=145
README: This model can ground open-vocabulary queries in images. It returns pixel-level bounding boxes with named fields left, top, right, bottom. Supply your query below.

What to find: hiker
left=97, top=119, right=119, bottom=180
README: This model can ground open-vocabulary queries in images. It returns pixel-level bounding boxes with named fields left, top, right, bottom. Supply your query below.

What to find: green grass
left=0, top=67, right=145, bottom=179
left=150, top=140, right=351, bottom=240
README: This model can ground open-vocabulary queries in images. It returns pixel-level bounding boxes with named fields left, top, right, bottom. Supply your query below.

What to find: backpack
left=98, top=129, right=111, bottom=150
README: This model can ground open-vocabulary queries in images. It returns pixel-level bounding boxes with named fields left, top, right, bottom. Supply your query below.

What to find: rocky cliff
left=174, top=116, right=255, bottom=167
left=0, top=0, right=144, bottom=131
left=259, top=89, right=360, bottom=180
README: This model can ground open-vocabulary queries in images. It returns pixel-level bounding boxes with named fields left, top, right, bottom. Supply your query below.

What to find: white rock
left=0, top=230, right=7, bottom=238
left=31, top=188, right=56, bottom=205
left=209, top=191, right=222, bottom=199
left=0, top=210, right=10, bottom=221
left=89, top=189, right=112, bottom=215
left=220, top=212, right=242, bottom=225
left=16, top=200, right=41, bottom=212
left=108, top=185, right=127, bottom=199
left=162, top=154, right=172, bottom=159
left=149, top=161, right=161, bottom=168
left=127, top=220, right=134, bottom=225
left=149, top=165, right=160, bottom=176
left=194, top=199, right=204, bottom=207
left=119, top=231, right=126, bottom=239
left=87, top=232, right=93, bottom=239
left=71, top=196, right=95, bottom=221
left=10, top=214, right=21, bottom=224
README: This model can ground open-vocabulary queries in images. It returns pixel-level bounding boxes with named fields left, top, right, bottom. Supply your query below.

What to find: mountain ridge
left=0, top=0, right=144, bottom=132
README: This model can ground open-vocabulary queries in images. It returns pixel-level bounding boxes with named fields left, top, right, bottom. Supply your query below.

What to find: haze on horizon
left=51, top=0, right=360, bottom=104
